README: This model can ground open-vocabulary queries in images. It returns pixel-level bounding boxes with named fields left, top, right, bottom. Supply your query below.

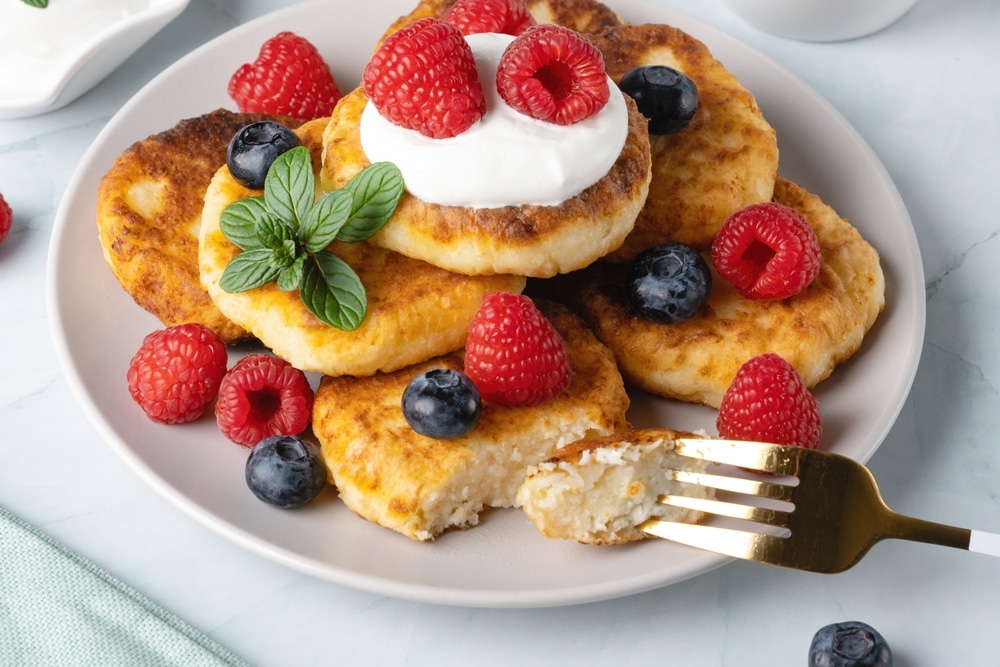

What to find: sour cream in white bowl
left=0, top=0, right=189, bottom=120
left=720, top=0, right=920, bottom=42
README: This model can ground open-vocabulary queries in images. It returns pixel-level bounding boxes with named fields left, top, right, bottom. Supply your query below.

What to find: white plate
left=0, top=0, right=189, bottom=120
left=46, top=0, right=924, bottom=607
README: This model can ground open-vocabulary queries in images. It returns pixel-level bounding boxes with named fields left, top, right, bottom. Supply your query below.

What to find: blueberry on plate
left=626, top=242, right=712, bottom=324
left=808, top=621, right=893, bottom=667
left=245, top=435, right=327, bottom=509
left=618, top=65, right=699, bottom=135
left=226, top=120, right=301, bottom=189
left=402, top=368, right=482, bottom=439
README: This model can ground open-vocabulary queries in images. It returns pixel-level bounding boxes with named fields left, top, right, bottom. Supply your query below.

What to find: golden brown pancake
left=199, top=119, right=525, bottom=377
left=312, top=299, right=630, bottom=541
left=380, top=0, right=623, bottom=43
left=517, top=429, right=714, bottom=545
left=570, top=177, right=885, bottom=408
left=321, top=85, right=651, bottom=278
left=590, top=23, right=780, bottom=260
left=96, top=109, right=307, bottom=342
left=524, top=0, right=623, bottom=33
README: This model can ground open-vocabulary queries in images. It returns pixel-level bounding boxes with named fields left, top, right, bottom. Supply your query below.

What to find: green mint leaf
left=219, top=249, right=281, bottom=293
left=270, top=239, right=299, bottom=269
left=301, top=189, right=353, bottom=253
left=220, top=197, right=269, bottom=250
left=338, top=162, right=404, bottom=243
left=264, top=146, right=314, bottom=231
left=22, top=0, right=48, bottom=7
left=257, top=210, right=297, bottom=251
left=277, top=255, right=305, bottom=292
left=299, top=251, right=367, bottom=330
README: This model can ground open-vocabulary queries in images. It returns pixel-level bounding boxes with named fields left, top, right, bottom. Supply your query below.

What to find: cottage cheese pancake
left=321, top=36, right=652, bottom=277
left=572, top=178, right=885, bottom=408
left=312, top=300, right=630, bottom=541
left=97, top=109, right=305, bottom=342
left=379, top=0, right=623, bottom=43
left=590, top=23, right=780, bottom=260
left=517, top=429, right=714, bottom=545
left=199, top=119, right=525, bottom=377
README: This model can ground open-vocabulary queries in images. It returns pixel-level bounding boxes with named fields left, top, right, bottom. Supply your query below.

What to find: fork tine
left=659, top=494, right=791, bottom=527
left=670, top=469, right=795, bottom=502
left=674, top=438, right=804, bottom=476
left=640, top=519, right=789, bottom=562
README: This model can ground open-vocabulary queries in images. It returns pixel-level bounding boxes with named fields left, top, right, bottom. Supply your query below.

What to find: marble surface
left=2, top=0, right=998, bottom=664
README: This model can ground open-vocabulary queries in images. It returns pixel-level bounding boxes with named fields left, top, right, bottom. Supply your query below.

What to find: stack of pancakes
left=96, top=0, right=884, bottom=544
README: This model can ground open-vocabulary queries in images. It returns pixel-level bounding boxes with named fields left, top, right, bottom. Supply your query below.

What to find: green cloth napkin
left=0, top=504, right=251, bottom=666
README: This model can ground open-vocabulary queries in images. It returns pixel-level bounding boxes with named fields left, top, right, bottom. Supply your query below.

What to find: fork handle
left=968, top=530, right=1000, bottom=557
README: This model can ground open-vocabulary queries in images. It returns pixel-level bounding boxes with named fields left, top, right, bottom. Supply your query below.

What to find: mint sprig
left=21, top=0, right=49, bottom=7
left=218, top=147, right=404, bottom=331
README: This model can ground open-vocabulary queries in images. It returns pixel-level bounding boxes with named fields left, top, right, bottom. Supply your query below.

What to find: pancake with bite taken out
left=199, top=118, right=525, bottom=377
left=311, top=299, right=630, bottom=541
left=570, top=177, right=885, bottom=408
left=96, top=109, right=307, bottom=342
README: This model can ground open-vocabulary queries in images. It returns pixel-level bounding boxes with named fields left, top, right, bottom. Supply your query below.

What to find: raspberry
left=228, top=31, right=342, bottom=120
left=0, top=193, right=11, bottom=246
left=464, top=292, right=572, bottom=407
left=442, top=0, right=536, bottom=36
left=716, top=353, right=822, bottom=450
left=126, top=324, right=229, bottom=425
left=711, top=202, right=822, bottom=300
left=495, top=23, right=610, bottom=125
left=215, top=354, right=314, bottom=447
left=363, top=18, right=485, bottom=139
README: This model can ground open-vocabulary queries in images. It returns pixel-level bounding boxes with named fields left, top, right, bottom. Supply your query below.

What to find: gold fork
left=640, top=438, right=1000, bottom=572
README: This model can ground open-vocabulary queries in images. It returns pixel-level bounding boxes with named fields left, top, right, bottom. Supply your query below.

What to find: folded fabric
left=0, top=504, right=251, bottom=667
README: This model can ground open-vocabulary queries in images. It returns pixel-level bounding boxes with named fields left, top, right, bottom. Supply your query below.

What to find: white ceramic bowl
left=0, top=0, right=189, bottom=120
left=720, top=0, right=920, bottom=42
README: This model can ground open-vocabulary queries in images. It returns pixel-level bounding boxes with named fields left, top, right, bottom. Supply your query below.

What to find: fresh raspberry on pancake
left=496, top=23, right=610, bottom=125
left=215, top=354, right=314, bottom=447
left=363, top=18, right=486, bottom=138
left=228, top=31, right=342, bottom=119
left=442, top=0, right=536, bottom=36
left=711, top=202, right=821, bottom=300
left=464, top=292, right=572, bottom=407
left=126, top=324, right=229, bottom=424
left=716, top=353, right=822, bottom=449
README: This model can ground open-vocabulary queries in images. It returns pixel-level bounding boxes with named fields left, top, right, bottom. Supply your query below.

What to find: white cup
left=720, top=0, right=921, bottom=41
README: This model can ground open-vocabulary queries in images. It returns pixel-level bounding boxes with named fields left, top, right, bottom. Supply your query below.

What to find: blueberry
left=245, top=435, right=327, bottom=509
left=226, top=121, right=301, bottom=189
left=402, top=369, right=482, bottom=439
left=809, top=621, right=893, bottom=667
left=618, top=65, right=699, bottom=134
left=626, top=242, right=712, bottom=323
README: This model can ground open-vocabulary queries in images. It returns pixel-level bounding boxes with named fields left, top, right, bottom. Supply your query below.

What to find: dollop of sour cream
left=0, top=0, right=151, bottom=102
left=359, top=32, right=629, bottom=209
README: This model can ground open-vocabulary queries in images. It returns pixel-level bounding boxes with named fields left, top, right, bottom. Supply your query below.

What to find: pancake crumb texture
left=518, top=429, right=714, bottom=545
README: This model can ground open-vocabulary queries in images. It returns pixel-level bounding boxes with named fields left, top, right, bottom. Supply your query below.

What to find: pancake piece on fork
left=570, top=177, right=885, bottom=408
left=517, top=428, right=715, bottom=545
